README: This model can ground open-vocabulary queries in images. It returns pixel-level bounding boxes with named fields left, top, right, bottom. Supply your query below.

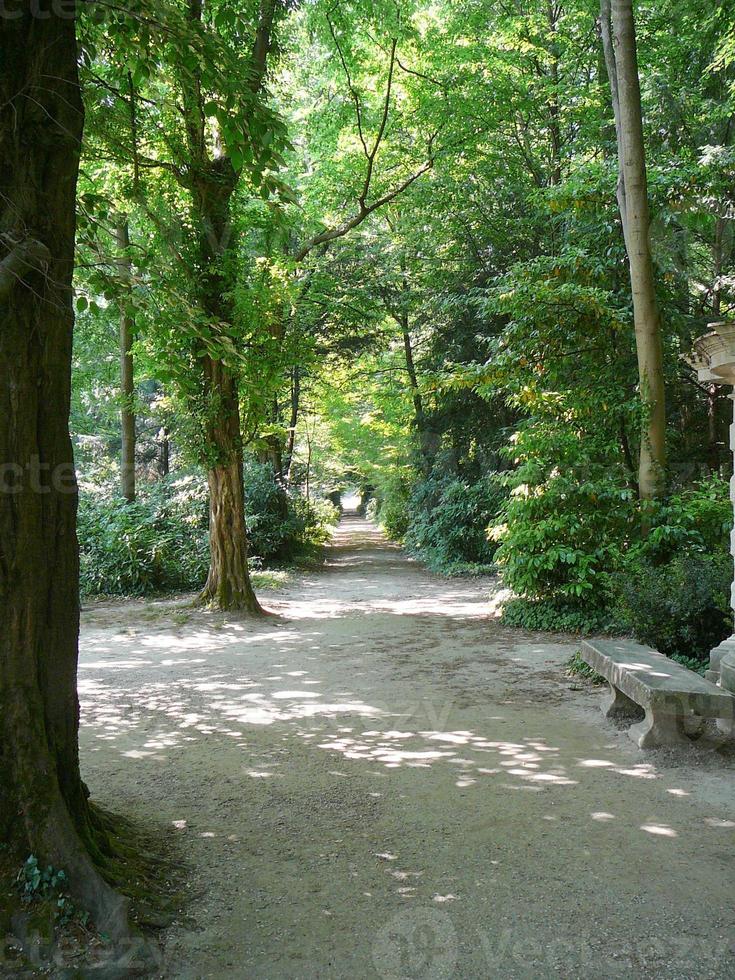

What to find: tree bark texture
left=0, top=0, right=128, bottom=936
left=192, top=166, right=262, bottom=612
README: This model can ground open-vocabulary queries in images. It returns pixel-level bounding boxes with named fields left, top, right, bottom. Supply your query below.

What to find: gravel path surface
left=79, top=515, right=735, bottom=979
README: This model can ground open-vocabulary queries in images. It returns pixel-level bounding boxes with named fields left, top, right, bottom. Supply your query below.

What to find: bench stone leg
left=628, top=706, right=689, bottom=749
left=601, top=683, right=640, bottom=720
left=716, top=716, right=735, bottom=737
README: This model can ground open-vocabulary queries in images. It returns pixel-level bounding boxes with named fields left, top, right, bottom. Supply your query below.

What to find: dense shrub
left=491, top=470, right=634, bottom=603
left=632, top=477, right=732, bottom=564
left=501, top=597, right=617, bottom=635
left=374, top=474, right=412, bottom=540
left=78, top=465, right=339, bottom=597
left=498, top=475, right=733, bottom=640
left=612, top=554, right=733, bottom=662
left=404, top=475, right=503, bottom=571
left=78, top=475, right=210, bottom=596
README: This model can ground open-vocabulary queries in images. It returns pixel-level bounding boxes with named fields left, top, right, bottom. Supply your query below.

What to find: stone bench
left=581, top=639, right=735, bottom=749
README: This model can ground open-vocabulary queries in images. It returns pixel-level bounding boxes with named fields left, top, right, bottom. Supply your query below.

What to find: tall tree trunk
left=193, top=173, right=262, bottom=612
left=546, top=1, right=562, bottom=187
left=199, top=357, right=261, bottom=612
left=116, top=218, right=136, bottom=503
left=159, top=426, right=170, bottom=477
left=601, top=0, right=667, bottom=500
left=401, top=315, right=433, bottom=474
left=181, top=0, right=277, bottom=612
left=0, top=0, right=127, bottom=937
left=284, top=365, right=301, bottom=482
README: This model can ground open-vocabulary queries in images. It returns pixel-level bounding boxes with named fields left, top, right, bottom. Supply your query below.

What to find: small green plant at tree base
left=565, top=651, right=606, bottom=685
left=15, top=856, right=89, bottom=929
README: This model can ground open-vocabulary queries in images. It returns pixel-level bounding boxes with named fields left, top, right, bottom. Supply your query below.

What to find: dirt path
left=79, top=515, right=735, bottom=979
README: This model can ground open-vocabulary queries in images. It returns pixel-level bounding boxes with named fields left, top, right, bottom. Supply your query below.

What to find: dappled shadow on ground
left=79, top=513, right=734, bottom=849
left=76, top=514, right=735, bottom=979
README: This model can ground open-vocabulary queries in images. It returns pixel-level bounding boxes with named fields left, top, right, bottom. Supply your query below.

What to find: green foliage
left=78, top=475, right=210, bottom=597
left=491, top=460, right=635, bottom=605
left=242, top=460, right=338, bottom=560
left=404, top=475, right=504, bottom=571
left=498, top=478, right=734, bottom=644
left=632, top=477, right=732, bottom=564
left=374, top=474, right=412, bottom=541
left=78, top=467, right=339, bottom=597
left=502, top=597, right=616, bottom=635
left=612, top=554, right=733, bottom=662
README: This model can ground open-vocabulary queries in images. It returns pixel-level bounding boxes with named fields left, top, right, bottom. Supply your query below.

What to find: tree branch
left=326, top=11, right=368, bottom=155
left=294, top=155, right=433, bottom=261
left=359, top=38, right=397, bottom=207
left=249, top=0, right=278, bottom=95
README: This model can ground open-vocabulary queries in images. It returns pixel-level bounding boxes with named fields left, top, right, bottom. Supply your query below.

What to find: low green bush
left=501, top=596, right=616, bottom=634
left=404, top=475, right=503, bottom=571
left=78, top=475, right=210, bottom=596
left=491, top=471, right=634, bottom=605
left=496, top=474, right=733, bottom=648
left=634, top=477, right=732, bottom=564
left=374, top=474, right=412, bottom=540
left=78, top=465, right=339, bottom=597
left=611, top=553, right=732, bottom=662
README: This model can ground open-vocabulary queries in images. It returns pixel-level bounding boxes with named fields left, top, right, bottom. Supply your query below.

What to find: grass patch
left=565, top=650, right=606, bottom=685
left=251, top=568, right=292, bottom=590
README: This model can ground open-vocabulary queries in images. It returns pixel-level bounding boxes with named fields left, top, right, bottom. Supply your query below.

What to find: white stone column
left=706, top=394, right=735, bottom=685
left=730, top=392, right=735, bottom=622
left=686, top=324, right=735, bottom=693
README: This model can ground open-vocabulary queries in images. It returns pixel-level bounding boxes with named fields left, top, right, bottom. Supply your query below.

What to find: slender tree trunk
left=601, top=0, right=667, bottom=500
left=0, top=0, right=127, bottom=936
left=159, top=426, right=170, bottom=477
left=258, top=396, right=285, bottom=485
left=547, top=1, right=562, bottom=187
left=284, top=365, right=301, bottom=482
left=401, top=315, right=433, bottom=474
left=116, top=218, right=136, bottom=503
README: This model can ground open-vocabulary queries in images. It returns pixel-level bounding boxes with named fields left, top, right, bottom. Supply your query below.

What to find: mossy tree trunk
left=180, top=0, right=276, bottom=612
left=190, top=166, right=263, bottom=612
left=0, top=0, right=127, bottom=936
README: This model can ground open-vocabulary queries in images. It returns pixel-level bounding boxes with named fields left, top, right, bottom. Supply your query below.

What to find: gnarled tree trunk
left=0, top=0, right=127, bottom=937
left=192, top=168, right=263, bottom=612
left=199, top=356, right=262, bottom=612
